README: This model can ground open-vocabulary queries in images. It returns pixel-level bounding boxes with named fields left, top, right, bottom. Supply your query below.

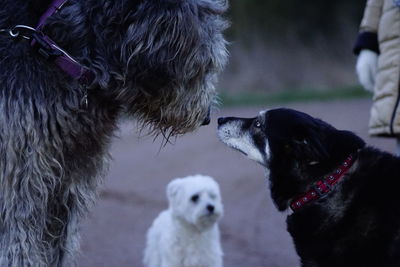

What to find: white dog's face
left=167, top=175, right=223, bottom=230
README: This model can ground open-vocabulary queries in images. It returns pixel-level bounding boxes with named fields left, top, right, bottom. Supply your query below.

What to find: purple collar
left=31, top=0, right=95, bottom=87
left=36, top=0, right=69, bottom=30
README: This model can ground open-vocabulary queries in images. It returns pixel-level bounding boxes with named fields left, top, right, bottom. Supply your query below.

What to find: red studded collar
left=290, top=154, right=356, bottom=212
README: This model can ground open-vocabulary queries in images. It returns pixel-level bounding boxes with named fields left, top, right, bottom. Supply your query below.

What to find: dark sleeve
left=353, top=31, right=380, bottom=55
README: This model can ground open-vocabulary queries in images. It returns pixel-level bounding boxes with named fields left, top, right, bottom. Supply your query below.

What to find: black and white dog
left=218, top=108, right=400, bottom=267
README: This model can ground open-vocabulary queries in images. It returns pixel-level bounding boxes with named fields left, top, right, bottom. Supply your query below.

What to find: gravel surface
left=78, top=98, right=394, bottom=267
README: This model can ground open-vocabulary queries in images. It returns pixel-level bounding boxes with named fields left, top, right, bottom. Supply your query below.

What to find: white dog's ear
left=167, top=179, right=182, bottom=203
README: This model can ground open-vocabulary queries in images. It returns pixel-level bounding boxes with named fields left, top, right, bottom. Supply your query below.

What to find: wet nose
left=201, top=108, right=211, bottom=126
left=201, top=116, right=210, bottom=126
left=207, top=205, right=215, bottom=213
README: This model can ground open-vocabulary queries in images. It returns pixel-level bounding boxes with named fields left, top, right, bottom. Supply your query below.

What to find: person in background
left=354, top=0, right=400, bottom=155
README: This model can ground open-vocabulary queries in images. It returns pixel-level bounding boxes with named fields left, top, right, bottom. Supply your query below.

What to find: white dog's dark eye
left=191, top=194, right=199, bottom=203
left=254, top=120, right=261, bottom=128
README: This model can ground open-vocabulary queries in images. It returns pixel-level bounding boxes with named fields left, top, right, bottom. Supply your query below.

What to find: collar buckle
left=312, top=181, right=332, bottom=197
left=31, top=33, right=63, bottom=60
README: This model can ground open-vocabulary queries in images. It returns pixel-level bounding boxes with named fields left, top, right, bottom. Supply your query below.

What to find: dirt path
left=78, top=98, right=394, bottom=267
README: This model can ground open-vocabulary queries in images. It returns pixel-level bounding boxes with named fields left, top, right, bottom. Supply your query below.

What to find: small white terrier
left=143, top=175, right=224, bottom=267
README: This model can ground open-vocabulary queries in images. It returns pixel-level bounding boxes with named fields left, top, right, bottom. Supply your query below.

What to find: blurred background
left=220, top=0, right=367, bottom=103
left=78, top=1, right=397, bottom=267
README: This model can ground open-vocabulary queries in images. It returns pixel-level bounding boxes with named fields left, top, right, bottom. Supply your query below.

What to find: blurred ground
left=78, top=98, right=394, bottom=267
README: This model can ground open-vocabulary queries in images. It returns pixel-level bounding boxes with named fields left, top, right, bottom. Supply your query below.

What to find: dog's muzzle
left=201, top=108, right=211, bottom=126
left=217, top=117, right=235, bottom=126
left=217, top=117, right=227, bottom=125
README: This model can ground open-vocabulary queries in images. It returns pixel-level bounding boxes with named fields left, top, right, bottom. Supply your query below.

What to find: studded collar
left=290, top=154, right=356, bottom=212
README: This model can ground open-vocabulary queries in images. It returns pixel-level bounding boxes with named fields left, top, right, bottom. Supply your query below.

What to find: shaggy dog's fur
left=143, top=175, right=223, bottom=267
left=217, top=108, right=400, bottom=267
left=0, top=0, right=227, bottom=265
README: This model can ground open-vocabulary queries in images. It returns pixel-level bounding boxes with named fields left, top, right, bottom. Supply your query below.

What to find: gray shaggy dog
left=0, top=0, right=228, bottom=266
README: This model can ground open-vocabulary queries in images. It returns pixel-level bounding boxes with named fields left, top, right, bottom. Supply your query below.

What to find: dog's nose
left=217, top=117, right=228, bottom=125
left=201, top=108, right=211, bottom=126
left=201, top=116, right=210, bottom=126
left=207, top=205, right=215, bottom=213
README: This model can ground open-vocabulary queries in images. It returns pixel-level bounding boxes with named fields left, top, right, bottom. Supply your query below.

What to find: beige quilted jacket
left=355, top=0, right=400, bottom=136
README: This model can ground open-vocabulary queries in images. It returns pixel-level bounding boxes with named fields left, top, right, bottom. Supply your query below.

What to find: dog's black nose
left=207, top=205, right=215, bottom=213
left=217, top=117, right=228, bottom=125
left=201, top=116, right=210, bottom=126
left=201, top=108, right=211, bottom=126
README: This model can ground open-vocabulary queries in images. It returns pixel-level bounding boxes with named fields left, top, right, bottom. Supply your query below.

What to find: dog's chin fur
left=131, top=82, right=218, bottom=136
left=144, top=175, right=223, bottom=267
left=218, top=108, right=400, bottom=267
left=192, top=212, right=221, bottom=231
left=0, top=0, right=227, bottom=265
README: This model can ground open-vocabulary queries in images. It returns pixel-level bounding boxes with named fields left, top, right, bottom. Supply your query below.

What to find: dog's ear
left=166, top=179, right=183, bottom=203
left=290, top=129, right=329, bottom=164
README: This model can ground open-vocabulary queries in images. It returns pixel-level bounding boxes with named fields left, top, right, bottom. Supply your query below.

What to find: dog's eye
left=254, top=120, right=261, bottom=128
left=191, top=194, right=199, bottom=203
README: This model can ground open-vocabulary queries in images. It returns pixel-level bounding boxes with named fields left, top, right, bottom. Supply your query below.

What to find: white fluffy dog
left=143, top=175, right=224, bottom=267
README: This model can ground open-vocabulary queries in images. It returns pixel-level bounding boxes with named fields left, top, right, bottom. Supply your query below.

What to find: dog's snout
left=207, top=205, right=215, bottom=213
left=217, top=117, right=228, bottom=125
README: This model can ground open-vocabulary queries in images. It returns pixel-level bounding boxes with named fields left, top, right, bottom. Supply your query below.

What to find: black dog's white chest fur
left=218, top=108, right=400, bottom=267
